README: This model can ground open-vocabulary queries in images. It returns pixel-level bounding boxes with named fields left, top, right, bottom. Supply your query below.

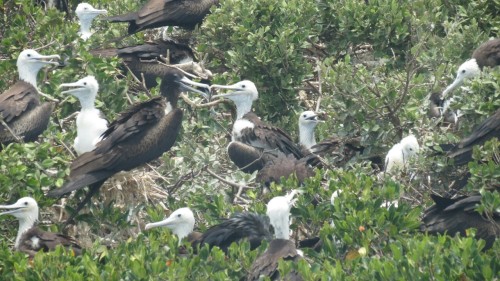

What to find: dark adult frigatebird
left=420, top=194, right=500, bottom=251
left=384, top=135, right=420, bottom=173
left=210, top=80, right=305, bottom=173
left=46, top=67, right=210, bottom=221
left=59, top=76, right=108, bottom=155
left=0, top=197, right=82, bottom=257
left=145, top=207, right=272, bottom=253
left=298, top=110, right=365, bottom=166
left=0, top=49, right=60, bottom=149
left=248, top=191, right=303, bottom=281
left=106, top=0, right=219, bottom=35
left=442, top=38, right=500, bottom=96
left=89, top=38, right=210, bottom=89
left=442, top=108, right=500, bottom=166
left=75, top=3, right=107, bottom=41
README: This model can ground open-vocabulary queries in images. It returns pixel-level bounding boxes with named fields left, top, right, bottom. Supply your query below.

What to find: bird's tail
left=46, top=172, right=111, bottom=197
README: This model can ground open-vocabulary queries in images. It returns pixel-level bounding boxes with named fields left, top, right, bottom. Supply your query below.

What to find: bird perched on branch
left=0, top=49, right=60, bottom=149
left=420, top=194, right=500, bottom=251
left=145, top=207, right=272, bottom=253
left=0, top=197, right=82, bottom=257
left=106, top=0, right=219, bottom=35
left=384, top=135, right=420, bottom=173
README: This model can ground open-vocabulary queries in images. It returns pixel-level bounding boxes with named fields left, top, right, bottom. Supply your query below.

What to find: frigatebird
left=0, top=197, right=82, bottom=257
left=75, top=3, right=107, bottom=41
left=384, top=135, right=420, bottom=173
left=59, top=76, right=108, bottom=155
left=442, top=38, right=500, bottom=96
left=442, top=108, right=500, bottom=166
left=46, top=67, right=210, bottom=221
left=248, top=191, right=303, bottom=281
left=145, top=207, right=272, bottom=253
left=210, top=80, right=304, bottom=173
left=420, top=194, right=500, bottom=251
left=428, top=92, right=459, bottom=126
left=106, top=0, right=219, bottom=35
left=0, top=49, right=60, bottom=149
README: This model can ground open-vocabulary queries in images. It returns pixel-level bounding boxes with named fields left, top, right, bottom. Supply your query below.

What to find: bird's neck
left=272, top=215, right=290, bottom=240
left=15, top=216, right=37, bottom=249
left=299, top=124, right=316, bottom=149
left=18, top=66, right=39, bottom=88
left=79, top=20, right=93, bottom=40
left=234, top=100, right=253, bottom=120
left=173, top=225, right=193, bottom=246
left=79, top=95, right=96, bottom=110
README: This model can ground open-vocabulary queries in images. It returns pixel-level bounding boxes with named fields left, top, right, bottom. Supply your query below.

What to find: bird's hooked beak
left=30, top=54, right=61, bottom=66
left=87, top=8, right=107, bottom=15
left=210, top=83, right=244, bottom=99
left=442, top=77, right=461, bottom=97
left=145, top=216, right=176, bottom=230
left=0, top=201, right=28, bottom=216
left=179, top=77, right=210, bottom=100
left=59, top=81, right=86, bottom=95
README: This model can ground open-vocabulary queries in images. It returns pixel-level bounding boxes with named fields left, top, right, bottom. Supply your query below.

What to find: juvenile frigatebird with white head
left=248, top=191, right=304, bottom=281
left=75, top=3, right=107, bottom=41
left=145, top=207, right=271, bottom=253
left=442, top=38, right=500, bottom=96
left=385, top=134, right=420, bottom=173
left=60, top=76, right=108, bottom=155
left=47, top=67, right=210, bottom=222
left=0, top=49, right=60, bottom=148
left=0, top=197, right=82, bottom=257
left=298, top=110, right=365, bottom=166
left=210, top=80, right=304, bottom=173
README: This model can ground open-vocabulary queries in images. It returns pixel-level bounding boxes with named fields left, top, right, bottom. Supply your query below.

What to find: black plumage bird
left=420, top=194, right=500, bottom=251
left=106, top=0, right=219, bottom=35
left=145, top=208, right=272, bottom=253
left=46, top=67, right=209, bottom=221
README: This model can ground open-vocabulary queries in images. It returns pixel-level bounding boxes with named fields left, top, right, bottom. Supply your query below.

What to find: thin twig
left=0, top=118, right=22, bottom=142
left=180, top=93, right=225, bottom=108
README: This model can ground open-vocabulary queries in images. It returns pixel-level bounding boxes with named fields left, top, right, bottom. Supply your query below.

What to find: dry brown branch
left=0, top=118, right=22, bottom=142
left=180, top=93, right=225, bottom=108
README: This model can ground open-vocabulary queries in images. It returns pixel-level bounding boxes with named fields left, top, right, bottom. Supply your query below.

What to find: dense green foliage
left=0, top=0, right=499, bottom=280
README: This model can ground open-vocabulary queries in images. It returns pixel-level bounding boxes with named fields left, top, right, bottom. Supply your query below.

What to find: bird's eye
left=177, top=214, right=181, bottom=217
left=242, top=84, right=246, bottom=88
left=27, top=54, right=31, bottom=57
left=409, top=148, right=413, bottom=151
left=24, top=202, right=28, bottom=206
left=461, top=70, right=466, bottom=74
left=83, top=82, right=87, bottom=85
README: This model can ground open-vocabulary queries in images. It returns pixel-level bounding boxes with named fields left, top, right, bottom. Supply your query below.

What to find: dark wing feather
left=18, top=227, right=82, bottom=257
left=256, top=154, right=314, bottom=187
left=0, top=81, right=40, bottom=125
left=242, top=112, right=304, bottom=159
left=247, top=239, right=303, bottom=281
left=420, top=194, right=500, bottom=250
left=472, top=38, right=500, bottom=69
left=199, top=213, right=271, bottom=253
left=227, top=141, right=281, bottom=173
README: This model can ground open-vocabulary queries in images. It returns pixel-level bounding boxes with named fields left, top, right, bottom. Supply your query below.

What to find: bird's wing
left=0, top=81, right=40, bottom=125
left=18, top=228, right=82, bottom=255
left=457, top=109, right=500, bottom=149
left=136, top=0, right=185, bottom=27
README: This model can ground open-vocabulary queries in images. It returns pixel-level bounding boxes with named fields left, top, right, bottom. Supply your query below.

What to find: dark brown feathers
left=195, top=212, right=272, bottom=253
left=420, top=194, right=500, bottom=250
left=226, top=141, right=281, bottom=173
left=256, top=154, right=315, bottom=187
left=247, top=239, right=303, bottom=281
left=106, top=0, right=219, bottom=34
left=472, top=38, right=500, bottom=69
left=444, top=109, right=500, bottom=165
left=18, top=227, right=82, bottom=257
left=239, top=112, right=304, bottom=159
left=0, top=81, right=54, bottom=145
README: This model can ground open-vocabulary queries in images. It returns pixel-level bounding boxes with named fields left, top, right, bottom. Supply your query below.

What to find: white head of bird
left=75, top=3, right=107, bottom=40
left=60, top=76, right=99, bottom=110
left=385, top=135, right=419, bottom=173
left=145, top=207, right=195, bottom=245
left=17, top=49, right=60, bottom=87
left=266, top=190, right=299, bottom=240
left=400, top=134, right=420, bottom=159
left=210, top=80, right=258, bottom=119
left=298, top=111, right=322, bottom=149
left=0, top=197, right=39, bottom=249
left=442, top=59, right=481, bottom=96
